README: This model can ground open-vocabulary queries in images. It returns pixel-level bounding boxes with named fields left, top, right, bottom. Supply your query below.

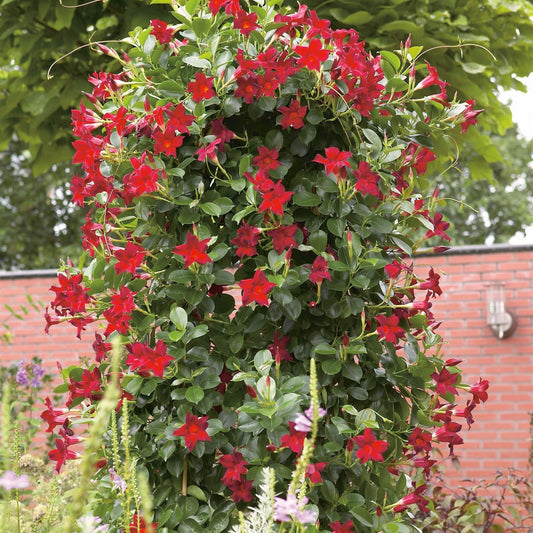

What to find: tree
left=1, top=0, right=533, bottom=269
left=0, top=139, right=83, bottom=270
left=0, top=0, right=171, bottom=269
left=438, top=126, right=533, bottom=245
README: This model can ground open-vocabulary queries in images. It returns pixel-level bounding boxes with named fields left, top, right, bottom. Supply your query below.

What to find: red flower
left=187, top=72, right=216, bottom=103
left=352, top=428, right=389, bottom=464
left=239, top=270, right=277, bottom=307
left=226, top=478, right=254, bottom=502
left=173, top=232, right=212, bottom=268
left=424, top=212, right=451, bottom=242
left=460, top=99, right=483, bottom=133
left=153, top=128, right=184, bottom=156
left=50, top=273, right=91, bottom=316
left=196, top=138, right=222, bottom=163
left=150, top=19, right=174, bottom=44
left=469, top=378, right=489, bottom=404
left=220, top=450, right=249, bottom=484
left=234, top=74, right=259, bottom=103
left=417, top=267, right=442, bottom=298
left=245, top=170, right=274, bottom=193
left=294, top=38, right=330, bottom=71
left=393, top=484, right=429, bottom=514
left=173, top=412, right=210, bottom=451
left=354, top=161, right=381, bottom=197
left=433, top=420, right=463, bottom=455
left=114, top=242, right=147, bottom=275
left=258, top=182, right=294, bottom=216
left=231, top=222, right=261, bottom=258
left=268, top=330, right=292, bottom=364
left=129, top=513, right=158, bottom=533
left=280, top=421, right=307, bottom=454
left=430, top=367, right=458, bottom=396
left=256, top=71, right=281, bottom=98
left=233, top=9, right=259, bottom=37
left=103, top=286, right=136, bottom=336
left=305, top=462, right=327, bottom=483
left=385, top=259, right=408, bottom=279
left=67, top=367, right=103, bottom=406
left=414, top=62, right=444, bottom=91
left=407, top=428, right=432, bottom=453
left=166, top=103, right=195, bottom=133
left=375, top=314, right=405, bottom=344
left=279, top=99, right=307, bottom=129
left=92, top=333, right=112, bottom=362
left=102, top=106, right=135, bottom=137
left=122, top=155, right=160, bottom=202
left=210, top=117, right=235, bottom=145
left=308, top=256, right=331, bottom=285
left=329, top=520, right=355, bottom=533
left=313, top=147, right=352, bottom=179
left=40, top=397, right=67, bottom=433
left=268, top=224, right=298, bottom=253
left=126, top=340, right=174, bottom=378
left=48, top=437, right=78, bottom=473
left=253, top=146, right=280, bottom=174
left=402, top=144, right=436, bottom=175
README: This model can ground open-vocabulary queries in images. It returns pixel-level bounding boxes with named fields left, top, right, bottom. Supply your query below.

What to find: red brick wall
left=414, top=244, right=533, bottom=481
left=1, top=245, right=532, bottom=481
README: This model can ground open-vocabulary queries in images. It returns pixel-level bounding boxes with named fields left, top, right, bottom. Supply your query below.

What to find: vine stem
left=182, top=456, right=188, bottom=496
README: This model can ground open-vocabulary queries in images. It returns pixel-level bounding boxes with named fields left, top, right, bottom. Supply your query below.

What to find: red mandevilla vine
left=43, top=0, right=487, bottom=531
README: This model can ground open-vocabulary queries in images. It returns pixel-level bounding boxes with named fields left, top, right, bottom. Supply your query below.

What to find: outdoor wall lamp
left=486, top=282, right=517, bottom=339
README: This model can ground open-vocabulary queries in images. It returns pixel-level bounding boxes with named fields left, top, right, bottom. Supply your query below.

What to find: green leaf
left=159, top=440, right=176, bottom=461
left=468, top=155, right=493, bottom=181
left=185, top=385, right=205, bottom=403
left=352, top=507, right=374, bottom=528
left=199, top=202, right=222, bottom=216
left=178, top=518, right=203, bottom=533
left=340, top=10, right=374, bottom=26
left=322, top=359, right=342, bottom=375
left=462, top=62, right=487, bottom=74
left=327, top=218, right=345, bottom=237
left=170, top=306, right=188, bottom=330
left=380, top=20, right=421, bottom=33
left=314, top=343, right=337, bottom=355
left=239, top=154, right=251, bottom=175
left=309, top=230, right=327, bottom=253
left=380, top=50, right=401, bottom=70
left=254, top=349, right=273, bottom=374
left=186, top=485, right=207, bottom=502
left=229, top=334, right=243, bottom=353
left=209, top=512, right=229, bottom=532
left=342, top=363, right=362, bottom=382
left=306, top=108, right=324, bottom=125
left=362, top=128, right=382, bottom=151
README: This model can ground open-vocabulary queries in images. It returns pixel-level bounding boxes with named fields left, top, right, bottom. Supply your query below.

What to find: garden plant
left=41, top=0, right=490, bottom=531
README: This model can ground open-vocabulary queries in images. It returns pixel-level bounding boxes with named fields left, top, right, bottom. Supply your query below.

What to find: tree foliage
left=0, top=0, right=533, bottom=269
left=439, top=126, right=533, bottom=245
left=0, top=140, right=82, bottom=270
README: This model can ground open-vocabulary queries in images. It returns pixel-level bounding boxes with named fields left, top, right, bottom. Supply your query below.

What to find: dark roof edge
left=0, top=269, right=58, bottom=279
left=418, top=242, right=533, bottom=257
